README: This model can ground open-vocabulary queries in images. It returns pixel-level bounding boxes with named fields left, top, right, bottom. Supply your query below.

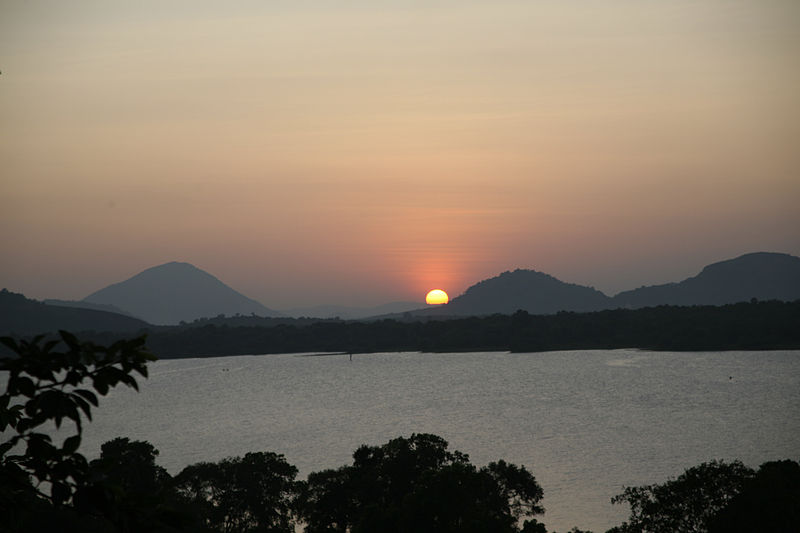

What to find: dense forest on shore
left=56, top=299, right=800, bottom=358
left=2, top=333, right=798, bottom=533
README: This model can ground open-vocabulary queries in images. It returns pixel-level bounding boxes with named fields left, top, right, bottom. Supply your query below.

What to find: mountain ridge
left=0, top=289, right=150, bottom=335
left=397, top=251, right=800, bottom=318
left=7, top=252, right=798, bottom=330
left=416, top=268, right=611, bottom=316
left=611, top=252, right=800, bottom=308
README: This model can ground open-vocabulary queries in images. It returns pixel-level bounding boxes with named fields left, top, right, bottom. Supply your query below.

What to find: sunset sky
left=2, top=1, right=798, bottom=308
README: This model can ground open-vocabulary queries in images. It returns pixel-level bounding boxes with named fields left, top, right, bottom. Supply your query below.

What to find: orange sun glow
left=425, top=289, right=449, bottom=305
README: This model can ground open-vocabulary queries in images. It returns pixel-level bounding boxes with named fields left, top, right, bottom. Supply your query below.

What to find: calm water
left=46, top=350, right=800, bottom=531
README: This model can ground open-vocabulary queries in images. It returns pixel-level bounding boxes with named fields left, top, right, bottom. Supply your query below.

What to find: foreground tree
left=0, top=332, right=156, bottom=531
left=609, top=460, right=754, bottom=533
left=295, top=433, right=545, bottom=533
left=174, top=451, right=300, bottom=533
left=707, top=459, right=800, bottom=533
left=83, top=437, right=193, bottom=532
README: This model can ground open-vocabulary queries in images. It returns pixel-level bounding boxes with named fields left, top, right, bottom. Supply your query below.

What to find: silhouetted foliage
left=610, top=460, right=754, bottom=532
left=81, top=437, right=190, bottom=532
left=295, top=433, right=544, bottom=533
left=174, top=451, right=299, bottom=533
left=0, top=331, right=156, bottom=531
left=707, top=459, right=800, bottom=533
left=0, top=332, right=153, bottom=503
left=519, top=520, right=549, bottom=533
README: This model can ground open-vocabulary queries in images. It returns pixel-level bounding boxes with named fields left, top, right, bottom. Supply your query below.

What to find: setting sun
left=425, top=289, right=449, bottom=305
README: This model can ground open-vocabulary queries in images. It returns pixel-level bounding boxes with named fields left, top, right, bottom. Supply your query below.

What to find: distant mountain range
left=0, top=289, right=149, bottom=335
left=3, top=252, right=798, bottom=336
left=407, top=252, right=800, bottom=317
left=82, top=262, right=280, bottom=325
left=612, top=252, right=800, bottom=308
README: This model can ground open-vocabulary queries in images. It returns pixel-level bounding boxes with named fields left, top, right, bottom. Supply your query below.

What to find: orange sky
left=1, top=1, right=799, bottom=308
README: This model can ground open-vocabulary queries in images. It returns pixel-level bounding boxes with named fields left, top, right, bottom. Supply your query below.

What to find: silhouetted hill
left=612, top=252, right=800, bottom=308
left=83, top=262, right=280, bottom=325
left=0, top=289, right=149, bottom=335
left=397, top=252, right=800, bottom=318
left=44, top=298, right=137, bottom=318
left=416, top=269, right=611, bottom=316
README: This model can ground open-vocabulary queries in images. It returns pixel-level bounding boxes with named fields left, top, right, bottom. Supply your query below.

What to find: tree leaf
left=0, top=336, right=19, bottom=353
left=62, top=435, right=81, bottom=455
left=92, top=377, right=109, bottom=396
left=72, top=396, right=92, bottom=421
left=0, top=440, right=14, bottom=456
left=73, top=389, right=98, bottom=407
left=59, top=330, right=80, bottom=351
left=15, top=376, right=36, bottom=398
left=51, top=481, right=70, bottom=505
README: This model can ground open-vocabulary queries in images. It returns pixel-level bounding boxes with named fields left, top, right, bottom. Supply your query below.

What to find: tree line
left=3, top=300, right=798, bottom=358
left=91, top=299, right=800, bottom=357
left=2, top=333, right=798, bottom=532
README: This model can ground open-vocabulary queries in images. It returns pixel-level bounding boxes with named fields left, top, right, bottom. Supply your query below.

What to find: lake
left=64, top=349, right=800, bottom=531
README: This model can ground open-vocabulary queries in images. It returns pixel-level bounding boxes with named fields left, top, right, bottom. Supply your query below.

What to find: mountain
left=83, top=262, right=280, bottom=325
left=0, top=289, right=150, bottom=335
left=612, top=252, right=800, bottom=308
left=415, top=269, right=611, bottom=317
left=281, top=301, right=422, bottom=319
left=399, top=252, right=800, bottom=318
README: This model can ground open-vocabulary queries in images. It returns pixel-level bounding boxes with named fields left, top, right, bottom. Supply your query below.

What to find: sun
left=425, top=289, right=449, bottom=305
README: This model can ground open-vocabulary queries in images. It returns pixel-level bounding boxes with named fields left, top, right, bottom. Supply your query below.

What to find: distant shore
left=5, top=300, right=796, bottom=360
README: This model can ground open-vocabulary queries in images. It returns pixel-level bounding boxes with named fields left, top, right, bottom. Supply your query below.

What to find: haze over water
left=75, top=349, right=800, bottom=532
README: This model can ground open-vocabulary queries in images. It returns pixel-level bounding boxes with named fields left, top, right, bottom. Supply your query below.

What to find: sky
left=1, top=1, right=799, bottom=308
